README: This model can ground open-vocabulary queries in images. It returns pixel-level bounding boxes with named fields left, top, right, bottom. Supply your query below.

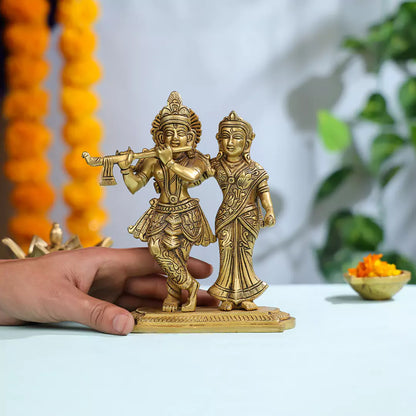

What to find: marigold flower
left=9, top=213, right=51, bottom=245
left=61, top=87, right=99, bottom=120
left=59, top=27, right=96, bottom=60
left=62, top=117, right=102, bottom=146
left=66, top=207, right=107, bottom=239
left=5, top=121, right=51, bottom=158
left=348, top=253, right=401, bottom=277
left=3, top=88, right=49, bottom=120
left=11, top=182, right=55, bottom=213
left=6, top=55, right=49, bottom=88
left=64, top=145, right=101, bottom=179
left=4, top=157, right=50, bottom=184
left=4, top=24, right=50, bottom=57
left=79, top=233, right=104, bottom=247
left=63, top=179, right=103, bottom=211
left=62, top=59, right=101, bottom=88
left=57, top=0, right=99, bottom=28
left=0, top=0, right=49, bottom=23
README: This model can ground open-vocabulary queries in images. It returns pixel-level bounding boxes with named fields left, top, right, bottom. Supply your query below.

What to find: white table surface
left=1, top=284, right=415, bottom=416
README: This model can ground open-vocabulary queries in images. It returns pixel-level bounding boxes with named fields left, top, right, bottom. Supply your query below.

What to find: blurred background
left=1, top=0, right=415, bottom=285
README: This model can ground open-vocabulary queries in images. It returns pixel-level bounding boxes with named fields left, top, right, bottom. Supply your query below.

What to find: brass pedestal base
left=131, top=306, right=295, bottom=333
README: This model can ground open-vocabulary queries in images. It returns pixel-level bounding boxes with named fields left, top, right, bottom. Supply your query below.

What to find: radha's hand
left=263, top=211, right=276, bottom=227
left=156, top=144, right=173, bottom=165
left=0, top=247, right=215, bottom=335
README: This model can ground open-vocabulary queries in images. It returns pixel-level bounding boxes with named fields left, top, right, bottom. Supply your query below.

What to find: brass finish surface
left=84, top=92, right=216, bottom=313
left=83, top=93, right=295, bottom=331
left=132, top=306, right=295, bottom=333
left=83, top=145, right=192, bottom=186
left=2, top=222, right=112, bottom=258
left=208, top=111, right=277, bottom=311
left=344, top=271, right=411, bottom=300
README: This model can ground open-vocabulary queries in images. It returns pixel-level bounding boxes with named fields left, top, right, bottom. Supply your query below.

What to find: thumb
left=67, top=290, right=134, bottom=335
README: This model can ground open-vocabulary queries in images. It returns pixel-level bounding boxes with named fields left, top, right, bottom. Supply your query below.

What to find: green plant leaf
left=345, top=216, right=384, bottom=251
left=399, top=77, right=416, bottom=118
left=410, top=124, right=416, bottom=150
left=317, top=247, right=365, bottom=283
left=359, top=93, right=394, bottom=124
left=317, top=211, right=384, bottom=282
left=367, top=20, right=394, bottom=44
left=315, top=166, right=354, bottom=202
left=382, top=252, right=416, bottom=284
left=320, top=210, right=383, bottom=256
left=370, top=133, right=405, bottom=173
left=380, top=166, right=402, bottom=188
left=343, top=37, right=365, bottom=52
left=317, top=110, right=352, bottom=152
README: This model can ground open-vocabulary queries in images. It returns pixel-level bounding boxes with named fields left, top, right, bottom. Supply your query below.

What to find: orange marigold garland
left=57, top=0, right=105, bottom=246
left=1, top=0, right=54, bottom=249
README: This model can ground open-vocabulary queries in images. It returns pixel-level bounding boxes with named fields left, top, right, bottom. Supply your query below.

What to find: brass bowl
left=344, top=271, right=411, bottom=300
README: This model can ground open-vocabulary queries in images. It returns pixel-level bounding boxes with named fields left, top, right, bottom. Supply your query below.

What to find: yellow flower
left=61, top=87, right=99, bottom=120
left=348, top=253, right=401, bottom=277
left=63, top=179, right=103, bottom=211
left=66, top=207, right=107, bottom=239
left=5, top=121, right=51, bottom=158
left=64, top=145, right=101, bottom=179
left=59, top=27, right=96, bottom=60
left=63, top=117, right=102, bottom=146
left=57, top=0, right=99, bottom=28
left=4, top=157, right=50, bottom=184
left=6, top=55, right=49, bottom=88
left=4, top=24, right=50, bottom=57
left=62, top=59, right=101, bottom=88
left=9, top=213, right=52, bottom=246
left=3, top=88, right=49, bottom=120
left=0, top=0, right=49, bottom=23
left=11, top=182, right=54, bottom=213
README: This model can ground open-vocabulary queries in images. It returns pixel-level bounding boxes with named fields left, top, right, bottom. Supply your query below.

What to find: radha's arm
left=258, top=179, right=276, bottom=227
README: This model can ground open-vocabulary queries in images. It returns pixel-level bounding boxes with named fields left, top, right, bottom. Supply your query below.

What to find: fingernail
left=112, top=314, right=130, bottom=335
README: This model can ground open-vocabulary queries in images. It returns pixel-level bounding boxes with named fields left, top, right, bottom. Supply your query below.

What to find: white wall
left=46, top=0, right=411, bottom=285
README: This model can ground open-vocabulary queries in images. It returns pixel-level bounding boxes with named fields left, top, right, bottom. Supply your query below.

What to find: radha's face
left=219, top=127, right=246, bottom=158
left=162, top=123, right=190, bottom=148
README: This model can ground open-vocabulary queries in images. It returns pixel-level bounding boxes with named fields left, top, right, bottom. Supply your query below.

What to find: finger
left=94, top=247, right=213, bottom=280
left=197, top=291, right=219, bottom=307
left=0, top=308, right=25, bottom=326
left=124, top=276, right=218, bottom=305
left=65, top=289, right=134, bottom=335
left=116, top=294, right=162, bottom=311
left=94, top=247, right=161, bottom=279
left=187, top=257, right=213, bottom=279
left=124, top=274, right=167, bottom=299
left=117, top=291, right=218, bottom=310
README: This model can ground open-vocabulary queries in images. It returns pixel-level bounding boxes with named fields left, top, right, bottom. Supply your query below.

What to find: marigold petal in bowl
left=344, top=271, right=411, bottom=300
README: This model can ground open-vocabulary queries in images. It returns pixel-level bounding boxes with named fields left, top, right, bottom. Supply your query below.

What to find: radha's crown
left=218, top=111, right=255, bottom=141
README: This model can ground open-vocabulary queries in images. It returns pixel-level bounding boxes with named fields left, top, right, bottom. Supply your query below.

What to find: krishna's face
left=158, top=123, right=194, bottom=148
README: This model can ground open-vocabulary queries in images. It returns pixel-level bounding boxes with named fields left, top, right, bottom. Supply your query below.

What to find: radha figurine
left=208, top=111, right=276, bottom=311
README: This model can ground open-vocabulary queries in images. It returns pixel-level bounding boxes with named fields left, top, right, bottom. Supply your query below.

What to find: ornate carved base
left=131, top=306, right=295, bottom=333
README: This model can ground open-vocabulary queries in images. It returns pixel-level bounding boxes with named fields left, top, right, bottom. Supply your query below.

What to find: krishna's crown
left=151, top=91, right=202, bottom=143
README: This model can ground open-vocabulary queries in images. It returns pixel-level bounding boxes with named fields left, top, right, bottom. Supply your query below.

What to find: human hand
left=117, top=148, right=134, bottom=170
left=263, top=211, right=276, bottom=227
left=156, top=144, right=173, bottom=165
left=0, top=247, right=216, bottom=335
